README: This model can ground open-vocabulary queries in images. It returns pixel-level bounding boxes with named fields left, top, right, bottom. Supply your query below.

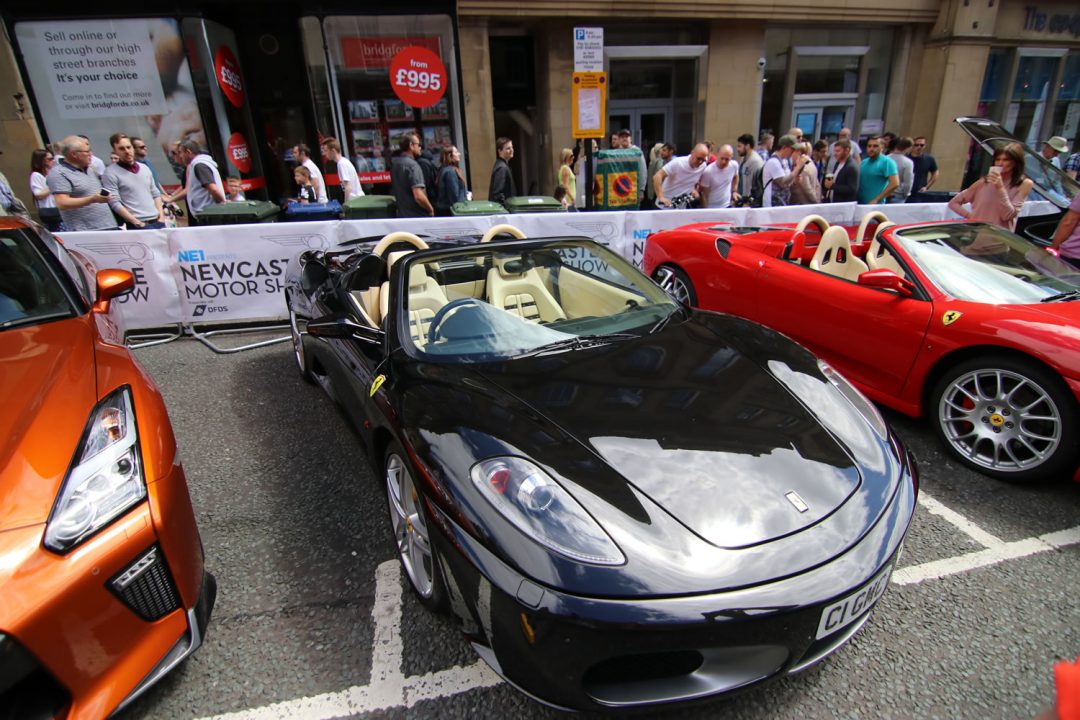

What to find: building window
left=301, top=14, right=463, bottom=186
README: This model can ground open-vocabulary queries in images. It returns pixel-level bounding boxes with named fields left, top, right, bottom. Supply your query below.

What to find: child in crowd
left=294, top=167, right=316, bottom=204
left=226, top=176, right=246, bottom=202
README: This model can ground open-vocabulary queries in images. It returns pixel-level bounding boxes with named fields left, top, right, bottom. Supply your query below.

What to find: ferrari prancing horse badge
left=942, top=310, right=962, bottom=326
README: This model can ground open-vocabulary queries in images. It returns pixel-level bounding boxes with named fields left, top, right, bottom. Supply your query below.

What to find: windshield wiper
left=649, top=304, right=688, bottom=334
left=1040, top=290, right=1080, bottom=303
left=516, top=333, right=636, bottom=358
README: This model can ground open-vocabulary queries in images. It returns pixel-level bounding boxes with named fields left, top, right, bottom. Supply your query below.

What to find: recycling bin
left=450, top=200, right=505, bottom=216
left=283, top=200, right=342, bottom=221
left=194, top=200, right=280, bottom=225
left=503, top=196, right=565, bottom=214
left=343, top=195, right=397, bottom=219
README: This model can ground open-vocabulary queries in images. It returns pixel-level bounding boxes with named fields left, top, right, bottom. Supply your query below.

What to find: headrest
left=386, top=250, right=411, bottom=269
left=408, top=263, right=430, bottom=289
left=341, top=253, right=385, bottom=290
left=495, top=255, right=533, bottom=277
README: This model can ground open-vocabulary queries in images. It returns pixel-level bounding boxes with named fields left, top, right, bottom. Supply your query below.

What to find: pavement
left=122, top=333, right=1079, bottom=720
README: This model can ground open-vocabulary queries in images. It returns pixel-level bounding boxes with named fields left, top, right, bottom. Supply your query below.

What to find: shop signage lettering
left=389, top=47, right=447, bottom=108
left=214, top=45, right=245, bottom=107
left=1023, top=6, right=1080, bottom=37
left=341, top=37, right=441, bottom=69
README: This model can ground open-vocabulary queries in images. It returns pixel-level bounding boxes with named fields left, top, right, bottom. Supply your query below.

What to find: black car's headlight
left=471, top=457, right=624, bottom=566
left=818, top=359, right=888, bottom=438
left=45, top=387, right=147, bottom=553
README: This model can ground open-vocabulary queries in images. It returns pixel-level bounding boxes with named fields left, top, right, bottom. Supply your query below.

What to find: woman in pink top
left=947, top=143, right=1034, bottom=231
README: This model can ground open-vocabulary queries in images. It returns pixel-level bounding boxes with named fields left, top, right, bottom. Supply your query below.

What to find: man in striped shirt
left=46, top=135, right=118, bottom=232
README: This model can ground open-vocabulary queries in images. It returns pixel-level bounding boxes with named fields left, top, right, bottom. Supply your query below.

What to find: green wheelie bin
left=450, top=200, right=505, bottom=216
left=503, top=196, right=565, bottom=214
left=343, top=195, right=397, bottom=219
left=194, top=200, right=280, bottom=225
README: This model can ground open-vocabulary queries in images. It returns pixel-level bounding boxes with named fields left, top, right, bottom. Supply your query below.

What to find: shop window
left=794, top=55, right=859, bottom=95
left=1007, top=54, right=1059, bottom=144
left=302, top=15, right=463, bottom=188
left=977, top=48, right=1009, bottom=121
left=1050, top=53, right=1080, bottom=144
left=490, top=36, right=535, bottom=110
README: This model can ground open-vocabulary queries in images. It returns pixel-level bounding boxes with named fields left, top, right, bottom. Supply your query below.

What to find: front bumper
left=432, top=451, right=917, bottom=712
left=0, top=463, right=213, bottom=720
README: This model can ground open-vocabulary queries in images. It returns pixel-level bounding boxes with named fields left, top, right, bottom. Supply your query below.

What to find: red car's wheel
left=932, top=356, right=1078, bottom=481
left=652, top=265, right=697, bottom=307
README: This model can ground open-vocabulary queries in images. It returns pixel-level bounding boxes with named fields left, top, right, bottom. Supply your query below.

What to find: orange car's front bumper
left=0, top=461, right=214, bottom=720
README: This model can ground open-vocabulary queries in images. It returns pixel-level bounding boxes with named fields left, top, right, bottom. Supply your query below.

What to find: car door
left=753, top=257, right=933, bottom=400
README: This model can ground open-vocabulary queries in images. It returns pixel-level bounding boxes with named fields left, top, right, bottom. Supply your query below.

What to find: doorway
left=608, top=104, right=671, bottom=152
left=791, top=98, right=856, bottom=143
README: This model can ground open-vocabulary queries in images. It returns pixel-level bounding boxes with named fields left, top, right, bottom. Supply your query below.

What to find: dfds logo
left=191, top=303, right=229, bottom=317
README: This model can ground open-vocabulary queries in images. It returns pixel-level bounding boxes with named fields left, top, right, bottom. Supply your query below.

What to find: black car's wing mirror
left=306, top=312, right=384, bottom=345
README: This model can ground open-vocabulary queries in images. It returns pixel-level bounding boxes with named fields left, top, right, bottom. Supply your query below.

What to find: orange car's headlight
left=45, top=386, right=147, bottom=553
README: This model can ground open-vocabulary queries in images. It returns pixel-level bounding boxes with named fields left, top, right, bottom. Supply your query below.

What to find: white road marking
left=195, top=561, right=502, bottom=720
left=916, top=493, right=1004, bottom=548
left=195, top=494, right=1078, bottom=719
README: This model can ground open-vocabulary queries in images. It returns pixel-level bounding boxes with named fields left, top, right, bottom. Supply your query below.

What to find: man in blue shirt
left=857, top=136, right=899, bottom=205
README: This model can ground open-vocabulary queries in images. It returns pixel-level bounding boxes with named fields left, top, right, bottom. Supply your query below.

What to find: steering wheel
left=427, top=298, right=484, bottom=343
left=855, top=211, right=891, bottom=245
left=372, top=231, right=429, bottom=258
left=480, top=224, right=527, bottom=243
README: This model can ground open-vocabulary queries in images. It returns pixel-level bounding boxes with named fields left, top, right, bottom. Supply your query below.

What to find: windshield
left=894, top=223, right=1080, bottom=303
left=397, top=238, right=679, bottom=361
left=0, top=230, right=79, bottom=331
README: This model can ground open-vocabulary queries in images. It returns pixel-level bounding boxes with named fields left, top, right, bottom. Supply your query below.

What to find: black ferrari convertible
left=284, top=224, right=919, bottom=711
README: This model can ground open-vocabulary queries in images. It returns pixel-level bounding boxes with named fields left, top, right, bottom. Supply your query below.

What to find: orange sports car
left=0, top=217, right=215, bottom=718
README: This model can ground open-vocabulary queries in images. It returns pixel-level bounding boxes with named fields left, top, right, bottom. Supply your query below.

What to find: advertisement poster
left=183, top=18, right=266, bottom=194
left=16, top=18, right=205, bottom=191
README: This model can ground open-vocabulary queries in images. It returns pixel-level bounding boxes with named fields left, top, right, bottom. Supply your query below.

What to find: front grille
left=110, top=546, right=181, bottom=621
left=0, top=634, right=69, bottom=720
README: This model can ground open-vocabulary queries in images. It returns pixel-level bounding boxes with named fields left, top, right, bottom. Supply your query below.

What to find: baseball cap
left=617, top=129, right=632, bottom=137
left=777, top=134, right=798, bottom=149
left=1046, top=136, right=1069, bottom=154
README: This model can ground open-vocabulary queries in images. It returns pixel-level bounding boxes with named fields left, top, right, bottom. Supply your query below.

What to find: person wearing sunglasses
left=908, top=136, right=939, bottom=203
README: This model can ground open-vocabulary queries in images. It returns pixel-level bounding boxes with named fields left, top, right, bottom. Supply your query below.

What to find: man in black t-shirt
left=908, top=136, right=939, bottom=203
left=390, top=134, right=434, bottom=218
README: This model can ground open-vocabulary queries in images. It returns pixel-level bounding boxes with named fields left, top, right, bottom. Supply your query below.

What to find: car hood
left=469, top=315, right=878, bottom=549
left=0, top=317, right=97, bottom=531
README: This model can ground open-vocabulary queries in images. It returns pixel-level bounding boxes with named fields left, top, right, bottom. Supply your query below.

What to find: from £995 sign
left=389, top=46, right=447, bottom=108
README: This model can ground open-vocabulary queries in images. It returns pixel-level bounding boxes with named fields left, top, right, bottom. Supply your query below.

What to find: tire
left=652, top=265, right=698, bottom=307
left=931, top=355, right=1078, bottom=481
left=288, top=307, right=314, bottom=383
left=384, top=443, right=447, bottom=611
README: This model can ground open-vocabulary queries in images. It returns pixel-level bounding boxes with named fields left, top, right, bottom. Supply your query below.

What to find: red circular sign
left=214, top=46, right=245, bottom=108
left=388, top=47, right=447, bottom=108
left=227, top=132, right=251, bottom=173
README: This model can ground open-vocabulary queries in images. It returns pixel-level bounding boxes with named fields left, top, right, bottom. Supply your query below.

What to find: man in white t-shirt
left=654, top=143, right=709, bottom=208
left=698, top=144, right=739, bottom=209
left=294, top=144, right=328, bottom=203
left=321, top=137, right=363, bottom=200
left=762, top=134, right=799, bottom=207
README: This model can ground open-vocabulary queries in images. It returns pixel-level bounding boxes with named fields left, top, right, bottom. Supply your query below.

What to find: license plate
left=815, top=564, right=892, bottom=640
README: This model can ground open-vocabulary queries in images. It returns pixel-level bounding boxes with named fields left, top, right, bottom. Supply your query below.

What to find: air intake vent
left=110, top=546, right=181, bottom=621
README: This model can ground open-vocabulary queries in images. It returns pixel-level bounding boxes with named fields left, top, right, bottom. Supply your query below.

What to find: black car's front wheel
left=384, top=443, right=447, bottom=610
left=931, top=355, right=1078, bottom=482
left=653, top=265, right=697, bottom=307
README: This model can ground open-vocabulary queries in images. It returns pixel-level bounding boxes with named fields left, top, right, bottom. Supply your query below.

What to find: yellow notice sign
left=572, top=72, right=606, bottom=139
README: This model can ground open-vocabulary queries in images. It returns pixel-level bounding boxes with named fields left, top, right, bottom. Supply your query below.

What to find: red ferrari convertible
left=644, top=212, right=1080, bottom=482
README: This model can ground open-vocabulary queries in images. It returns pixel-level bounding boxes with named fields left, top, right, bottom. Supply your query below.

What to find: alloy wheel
left=385, top=454, right=435, bottom=598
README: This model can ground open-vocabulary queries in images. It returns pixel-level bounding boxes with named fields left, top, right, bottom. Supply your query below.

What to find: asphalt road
left=122, top=333, right=1079, bottom=720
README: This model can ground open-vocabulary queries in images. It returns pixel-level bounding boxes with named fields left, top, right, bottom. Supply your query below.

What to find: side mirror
left=306, top=312, right=384, bottom=345
left=857, top=268, right=915, bottom=297
left=93, top=269, right=134, bottom=313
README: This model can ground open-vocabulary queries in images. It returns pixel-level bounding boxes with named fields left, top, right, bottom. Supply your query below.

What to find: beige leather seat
left=865, top=223, right=906, bottom=277
left=402, top=263, right=449, bottom=347
left=487, top=257, right=566, bottom=323
left=377, top=252, right=451, bottom=342
left=809, top=226, right=869, bottom=282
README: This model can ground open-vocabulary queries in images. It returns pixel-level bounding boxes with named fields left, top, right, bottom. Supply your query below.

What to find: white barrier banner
left=170, top=221, right=336, bottom=322
left=59, top=228, right=182, bottom=327
left=55, top=201, right=1057, bottom=330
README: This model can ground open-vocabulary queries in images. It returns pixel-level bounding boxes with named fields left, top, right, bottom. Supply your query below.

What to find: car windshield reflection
left=0, top=230, right=77, bottom=330
left=895, top=223, right=1080, bottom=303
left=398, top=239, right=679, bottom=361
